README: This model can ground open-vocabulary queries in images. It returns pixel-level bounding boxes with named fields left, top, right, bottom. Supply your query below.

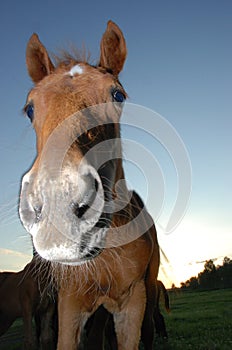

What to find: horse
left=154, top=280, right=170, bottom=338
left=19, top=20, right=166, bottom=349
left=0, top=258, right=57, bottom=349
left=84, top=279, right=170, bottom=349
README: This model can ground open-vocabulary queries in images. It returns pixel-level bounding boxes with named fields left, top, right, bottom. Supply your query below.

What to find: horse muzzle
left=19, top=160, right=112, bottom=265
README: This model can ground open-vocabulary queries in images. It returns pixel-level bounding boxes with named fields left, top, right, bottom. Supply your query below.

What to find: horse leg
left=113, top=280, right=146, bottom=350
left=154, top=280, right=169, bottom=338
left=141, top=232, right=160, bottom=350
left=154, top=308, right=168, bottom=338
left=142, top=280, right=168, bottom=349
left=34, top=311, right=41, bottom=344
left=38, top=298, right=58, bottom=349
left=85, top=306, right=111, bottom=350
left=57, top=289, right=90, bottom=350
left=104, top=313, right=117, bottom=350
left=22, top=307, right=37, bottom=350
left=141, top=282, right=156, bottom=350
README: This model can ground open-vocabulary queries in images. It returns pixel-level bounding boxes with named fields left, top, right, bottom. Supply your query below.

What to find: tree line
left=175, top=257, right=232, bottom=290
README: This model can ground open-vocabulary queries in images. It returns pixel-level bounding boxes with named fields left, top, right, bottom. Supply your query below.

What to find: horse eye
left=25, top=103, right=34, bottom=122
left=112, top=90, right=125, bottom=103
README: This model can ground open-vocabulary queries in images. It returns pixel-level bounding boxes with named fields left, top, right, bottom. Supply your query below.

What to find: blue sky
left=0, top=0, right=231, bottom=286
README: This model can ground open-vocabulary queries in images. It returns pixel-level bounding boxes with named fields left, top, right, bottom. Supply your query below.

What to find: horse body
left=19, top=21, right=165, bottom=349
left=57, top=227, right=153, bottom=349
left=0, top=262, right=39, bottom=348
left=0, top=260, right=57, bottom=349
left=84, top=279, right=170, bottom=349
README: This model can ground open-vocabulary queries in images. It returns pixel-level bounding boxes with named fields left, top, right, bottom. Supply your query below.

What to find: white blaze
left=69, top=64, right=84, bottom=76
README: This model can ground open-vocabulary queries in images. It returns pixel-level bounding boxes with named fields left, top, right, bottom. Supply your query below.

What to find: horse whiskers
left=0, top=217, right=19, bottom=226
left=0, top=200, right=19, bottom=225
left=0, top=202, right=18, bottom=214
left=50, top=246, right=125, bottom=300
left=21, top=255, right=57, bottom=298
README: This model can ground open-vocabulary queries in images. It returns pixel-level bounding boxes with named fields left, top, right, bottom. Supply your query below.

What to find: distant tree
left=204, top=259, right=216, bottom=274
left=180, top=282, right=186, bottom=289
left=198, top=271, right=207, bottom=289
left=189, top=276, right=198, bottom=290
left=184, top=280, right=189, bottom=288
left=220, top=257, right=232, bottom=288
left=180, top=256, right=232, bottom=291
left=223, top=256, right=232, bottom=265
left=171, top=283, right=176, bottom=290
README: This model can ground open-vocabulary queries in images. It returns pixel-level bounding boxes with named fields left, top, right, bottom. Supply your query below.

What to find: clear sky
left=0, top=0, right=231, bottom=287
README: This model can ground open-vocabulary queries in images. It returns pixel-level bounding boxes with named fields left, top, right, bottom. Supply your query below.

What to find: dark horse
left=19, top=21, right=167, bottom=349
left=0, top=258, right=57, bottom=349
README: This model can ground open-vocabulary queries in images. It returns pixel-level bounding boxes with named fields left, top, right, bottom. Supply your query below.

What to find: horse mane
left=52, top=46, right=92, bottom=68
left=131, top=190, right=145, bottom=211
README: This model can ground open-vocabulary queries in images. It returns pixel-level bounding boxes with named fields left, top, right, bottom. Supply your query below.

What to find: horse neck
left=112, top=158, right=137, bottom=227
left=0, top=272, right=13, bottom=286
left=114, top=157, right=129, bottom=196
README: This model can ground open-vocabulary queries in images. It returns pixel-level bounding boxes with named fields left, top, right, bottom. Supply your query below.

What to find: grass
left=152, top=288, right=232, bottom=350
left=0, top=289, right=231, bottom=349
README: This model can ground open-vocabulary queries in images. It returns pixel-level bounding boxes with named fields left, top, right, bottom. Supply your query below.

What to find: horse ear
left=26, top=33, right=54, bottom=83
left=99, top=21, right=127, bottom=76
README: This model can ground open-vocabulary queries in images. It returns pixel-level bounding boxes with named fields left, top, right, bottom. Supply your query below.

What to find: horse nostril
left=94, top=179, right=99, bottom=192
left=34, top=206, right=42, bottom=223
left=72, top=203, right=90, bottom=219
left=71, top=174, right=100, bottom=219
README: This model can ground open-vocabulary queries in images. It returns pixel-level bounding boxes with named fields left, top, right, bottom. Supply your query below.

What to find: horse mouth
left=82, top=246, right=102, bottom=260
left=53, top=213, right=111, bottom=265
left=57, top=247, right=103, bottom=266
left=31, top=219, right=109, bottom=266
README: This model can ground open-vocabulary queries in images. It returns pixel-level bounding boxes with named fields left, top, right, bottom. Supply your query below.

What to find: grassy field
left=153, top=288, right=232, bottom=350
left=0, top=289, right=231, bottom=349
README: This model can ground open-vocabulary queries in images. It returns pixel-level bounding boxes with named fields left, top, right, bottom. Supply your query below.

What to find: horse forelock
left=52, top=47, right=90, bottom=68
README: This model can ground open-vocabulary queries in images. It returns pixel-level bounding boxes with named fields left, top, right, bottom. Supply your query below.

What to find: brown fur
left=0, top=258, right=57, bottom=349
left=84, top=279, right=170, bottom=349
left=21, top=21, right=167, bottom=349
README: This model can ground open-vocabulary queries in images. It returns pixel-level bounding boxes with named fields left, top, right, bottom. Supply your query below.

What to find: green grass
left=152, top=289, right=232, bottom=350
left=0, top=289, right=231, bottom=349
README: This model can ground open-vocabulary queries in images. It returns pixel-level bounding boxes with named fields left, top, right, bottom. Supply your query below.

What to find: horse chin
left=32, top=225, right=106, bottom=265
left=58, top=247, right=103, bottom=266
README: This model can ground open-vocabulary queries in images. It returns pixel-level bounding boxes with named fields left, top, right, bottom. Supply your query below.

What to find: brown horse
left=19, top=21, right=165, bottom=349
left=154, top=280, right=170, bottom=338
left=0, top=258, right=57, bottom=349
left=84, top=279, right=170, bottom=349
